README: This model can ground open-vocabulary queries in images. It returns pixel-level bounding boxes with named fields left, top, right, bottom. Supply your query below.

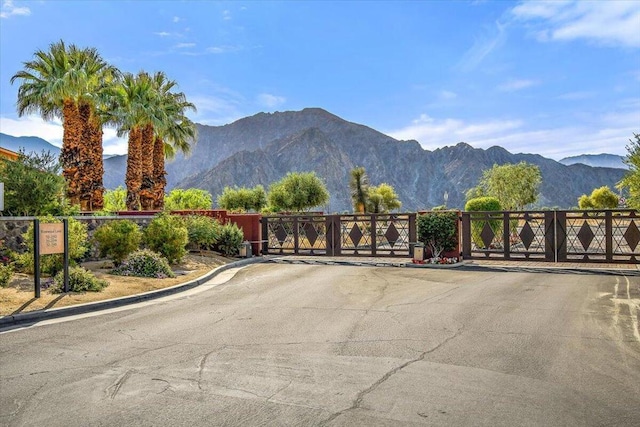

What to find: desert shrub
left=112, top=249, right=175, bottom=279
left=93, top=220, right=142, bottom=266
left=143, top=213, right=189, bottom=264
left=184, top=215, right=220, bottom=251
left=216, top=222, right=244, bottom=257
left=417, top=212, right=458, bottom=258
left=464, top=197, right=502, bottom=249
left=50, top=266, right=109, bottom=293
left=0, top=264, right=13, bottom=288
left=18, top=216, right=89, bottom=276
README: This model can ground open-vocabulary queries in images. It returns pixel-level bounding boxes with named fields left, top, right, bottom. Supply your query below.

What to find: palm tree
left=350, top=166, right=370, bottom=213
left=11, top=40, right=119, bottom=211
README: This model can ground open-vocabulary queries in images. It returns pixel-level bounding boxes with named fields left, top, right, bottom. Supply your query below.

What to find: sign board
left=39, top=222, right=64, bottom=254
left=0, top=182, right=4, bottom=211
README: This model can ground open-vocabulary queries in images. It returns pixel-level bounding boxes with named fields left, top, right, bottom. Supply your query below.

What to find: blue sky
left=0, top=0, right=639, bottom=159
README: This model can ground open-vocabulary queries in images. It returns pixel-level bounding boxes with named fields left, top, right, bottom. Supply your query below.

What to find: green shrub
left=464, top=197, right=502, bottom=249
left=0, top=264, right=13, bottom=288
left=112, top=249, right=175, bottom=279
left=184, top=215, right=221, bottom=251
left=417, top=212, right=458, bottom=258
left=93, top=220, right=142, bottom=266
left=50, top=266, right=109, bottom=293
left=19, top=216, right=89, bottom=276
left=143, top=213, right=189, bottom=264
left=216, top=222, right=244, bottom=257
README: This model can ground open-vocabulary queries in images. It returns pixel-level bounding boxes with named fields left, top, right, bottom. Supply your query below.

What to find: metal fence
left=261, top=213, right=416, bottom=257
left=461, top=209, right=639, bottom=263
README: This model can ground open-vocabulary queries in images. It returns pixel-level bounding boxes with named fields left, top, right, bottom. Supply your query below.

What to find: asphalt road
left=1, top=264, right=639, bottom=426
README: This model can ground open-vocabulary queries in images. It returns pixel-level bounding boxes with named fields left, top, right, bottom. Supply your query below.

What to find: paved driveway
left=1, top=264, right=639, bottom=426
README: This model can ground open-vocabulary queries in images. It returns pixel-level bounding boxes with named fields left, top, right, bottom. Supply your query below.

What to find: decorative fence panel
left=262, top=213, right=416, bottom=257
left=461, top=210, right=639, bottom=264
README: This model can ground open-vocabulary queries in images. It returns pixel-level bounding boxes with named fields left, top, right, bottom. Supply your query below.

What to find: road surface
left=1, top=264, right=639, bottom=426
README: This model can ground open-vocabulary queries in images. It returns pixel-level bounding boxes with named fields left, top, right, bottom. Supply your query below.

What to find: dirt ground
left=0, top=252, right=233, bottom=317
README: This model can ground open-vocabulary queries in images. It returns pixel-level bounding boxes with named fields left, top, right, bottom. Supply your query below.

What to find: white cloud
left=0, top=0, right=30, bottom=19
left=457, top=21, right=507, bottom=72
left=439, top=90, right=458, bottom=100
left=223, top=10, right=232, bottom=20
left=498, top=79, right=538, bottom=92
left=154, top=31, right=171, bottom=37
left=556, top=91, right=594, bottom=101
left=172, top=16, right=180, bottom=23
left=175, top=42, right=196, bottom=49
left=511, top=0, right=640, bottom=48
left=386, top=108, right=637, bottom=159
left=256, top=93, right=286, bottom=109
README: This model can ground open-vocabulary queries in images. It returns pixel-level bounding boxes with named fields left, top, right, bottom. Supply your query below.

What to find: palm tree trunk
left=139, top=123, right=155, bottom=210
left=151, top=136, right=167, bottom=210
left=125, top=127, right=143, bottom=210
left=60, top=99, right=82, bottom=207
left=88, top=111, right=104, bottom=211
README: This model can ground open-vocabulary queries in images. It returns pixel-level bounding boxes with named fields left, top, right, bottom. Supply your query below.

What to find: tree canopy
left=217, top=185, right=267, bottom=212
left=267, top=172, right=329, bottom=212
left=468, top=162, right=541, bottom=211
left=0, top=150, right=73, bottom=216
left=617, top=133, right=640, bottom=209
left=367, top=183, right=402, bottom=213
left=578, top=186, right=619, bottom=209
left=164, top=188, right=213, bottom=210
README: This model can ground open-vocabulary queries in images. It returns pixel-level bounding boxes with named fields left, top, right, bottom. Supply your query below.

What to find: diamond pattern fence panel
left=461, top=210, right=639, bottom=263
left=262, top=213, right=416, bottom=257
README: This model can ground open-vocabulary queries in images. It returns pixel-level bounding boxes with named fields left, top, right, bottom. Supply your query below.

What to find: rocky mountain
left=2, top=110, right=628, bottom=211
left=177, top=109, right=626, bottom=211
left=559, top=153, right=627, bottom=170
left=0, top=133, right=61, bottom=156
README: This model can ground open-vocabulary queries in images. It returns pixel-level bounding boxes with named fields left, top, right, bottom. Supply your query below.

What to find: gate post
left=503, top=212, right=511, bottom=260
left=461, top=213, right=471, bottom=258
left=556, top=211, right=567, bottom=262
left=334, top=215, right=342, bottom=256
left=409, top=213, right=417, bottom=256
left=605, top=211, right=613, bottom=262
left=261, top=217, right=269, bottom=255
left=293, top=216, right=299, bottom=255
left=371, top=214, right=377, bottom=256
left=326, top=215, right=334, bottom=256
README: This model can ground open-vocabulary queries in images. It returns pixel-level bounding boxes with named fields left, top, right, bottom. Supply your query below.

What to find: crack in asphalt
left=319, top=325, right=465, bottom=426
left=106, top=369, right=134, bottom=399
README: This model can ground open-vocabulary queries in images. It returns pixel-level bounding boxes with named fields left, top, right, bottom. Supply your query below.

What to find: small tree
left=217, top=185, right=267, bottom=212
left=165, top=188, right=213, bottom=210
left=465, top=196, right=502, bottom=249
left=417, top=212, right=458, bottom=259
left=267, top=172, right=329, bottom=212
left=367, top=183, right=402, bottom=213
left=103, top=186, right=127, bottom=212
left=470, top=162, right=541, bottom=210
left=578, top=186, right=619, bottom=209
left=617, top=133, right=640, bottom=209
left=0, top=150, right=71, bottom=216
left=349, top=167, right=370, bottom=213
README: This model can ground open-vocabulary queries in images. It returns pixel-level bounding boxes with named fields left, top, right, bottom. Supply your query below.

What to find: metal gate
left=461, top=209, right=639, bottom=263
left=261, top=213, right=416, bottom=257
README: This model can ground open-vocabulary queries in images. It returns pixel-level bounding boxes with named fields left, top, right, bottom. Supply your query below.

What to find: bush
left=19, top=216, right=89, bottom=276
left=0, top=264, right=13, bottom=288
left=93, top=220, right=142, bottom=266
left=184, top=215, right=220, bottom=251
left=112, top=249, right=175, bottom=279
left=417, top=212, right=458, bottom=258
left=216, top=222, right=244, bottom=257
left=465, top=197, right=502, bottom=249
left=50, top=266, right=109, bottom=293
left=143, top=213, right=189, bottom=264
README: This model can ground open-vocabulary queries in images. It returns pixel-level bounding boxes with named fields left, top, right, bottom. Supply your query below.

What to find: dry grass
left=0, top=253, right=233, bottom=317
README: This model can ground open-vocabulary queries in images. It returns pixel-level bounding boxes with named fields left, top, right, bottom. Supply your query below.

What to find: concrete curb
left=267, top=257, right=467, bottom=269
left=0, top=257, right=266, bottom=328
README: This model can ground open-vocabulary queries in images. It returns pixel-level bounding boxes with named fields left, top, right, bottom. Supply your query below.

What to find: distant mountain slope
left=0, top=133, right=61, bottom=156
left=559, top=154, right=627, bottom=169
left=177, top=111, right=626, bottom=211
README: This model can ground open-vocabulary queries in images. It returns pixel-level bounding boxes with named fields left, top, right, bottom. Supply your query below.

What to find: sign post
left=34, top=220, right=68, bottom=297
